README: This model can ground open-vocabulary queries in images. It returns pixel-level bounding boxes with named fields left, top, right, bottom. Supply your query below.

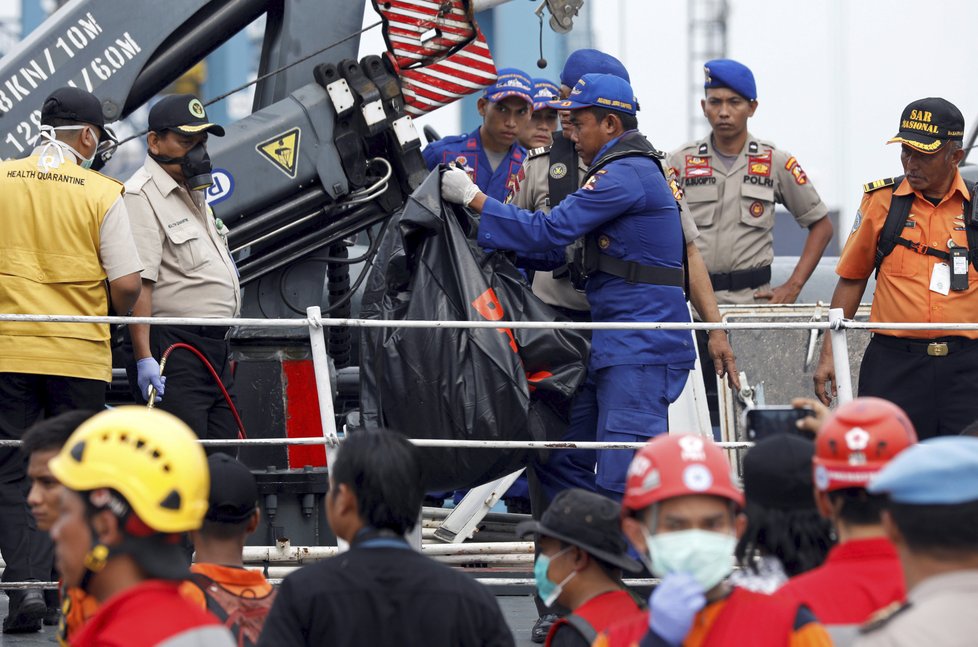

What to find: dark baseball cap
left=148, top=94, right=225, bottom=136
left=888, top=97, right=964, bottom=154
left=516, top=488, right=641, bottom=572
left=743, top=434, right=817, bottom=510
left=204, top=453, right=258, bottom=524
left=41, top=87, right=105, bottom=128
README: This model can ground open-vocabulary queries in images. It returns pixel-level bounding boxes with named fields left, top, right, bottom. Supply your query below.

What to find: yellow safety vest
left=0, top=156, right=123, bottom=381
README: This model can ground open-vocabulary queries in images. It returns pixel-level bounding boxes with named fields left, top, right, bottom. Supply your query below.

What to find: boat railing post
left=828, top=307, right=854, bottom=404
left=306, top=306, right=347, bottom=551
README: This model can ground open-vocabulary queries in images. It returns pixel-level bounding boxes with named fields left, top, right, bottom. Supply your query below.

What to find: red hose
left=154, top=342, right=247, bottom=440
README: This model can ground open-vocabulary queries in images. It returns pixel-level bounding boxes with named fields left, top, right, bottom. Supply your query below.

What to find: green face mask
left=642, top=528, right=736, bottom=592
left=533, top=546, right=576, bottom=607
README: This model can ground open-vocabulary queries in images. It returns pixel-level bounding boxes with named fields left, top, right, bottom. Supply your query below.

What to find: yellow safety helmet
left=49, top=406, right=209, bottom=534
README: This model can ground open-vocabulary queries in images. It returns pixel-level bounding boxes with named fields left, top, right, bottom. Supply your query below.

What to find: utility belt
left=169, top=324, right=232, bottom=341
left=872, top=333, right=978, bottom=357
left=568, top=235, right=684, bottom=290
left=709, top=265, right=772, bottom=292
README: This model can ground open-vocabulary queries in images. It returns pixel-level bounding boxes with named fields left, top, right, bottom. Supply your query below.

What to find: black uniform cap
left=148, top=94, right=225, bottom=137
left=41, top=87, right=105, bottom=128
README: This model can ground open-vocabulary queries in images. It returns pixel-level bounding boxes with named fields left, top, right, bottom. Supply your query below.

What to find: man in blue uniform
left=423, top=67, right=533, bottom=202
left=441, top=73, right=696, bottom=500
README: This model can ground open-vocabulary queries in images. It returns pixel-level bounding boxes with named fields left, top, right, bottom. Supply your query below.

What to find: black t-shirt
left=258, top=538, right=515, bottom=647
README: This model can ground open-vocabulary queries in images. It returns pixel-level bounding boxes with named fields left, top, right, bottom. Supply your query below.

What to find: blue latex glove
left=136, top=357, right=166, bottom=403
left=648, top=572, right=707, bottom=646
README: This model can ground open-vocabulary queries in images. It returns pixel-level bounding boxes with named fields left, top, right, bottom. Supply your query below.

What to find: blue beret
left=868, top=436, right=978, bottom=504
left=560, top=49, right=630, bottom=89
left=703, top=59, right=757, bottom=101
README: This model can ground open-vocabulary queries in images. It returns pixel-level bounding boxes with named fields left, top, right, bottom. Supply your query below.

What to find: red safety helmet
left=622, top=434, right=744, bottom=513
left=813, top=397, right=918, bottom=492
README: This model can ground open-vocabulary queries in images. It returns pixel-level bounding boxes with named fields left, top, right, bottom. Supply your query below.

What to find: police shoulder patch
left=863, top=177, right=897, bottom=193
left=527, top=145, right=551, bottom=159
left=858, top=601, right=911, bottom=634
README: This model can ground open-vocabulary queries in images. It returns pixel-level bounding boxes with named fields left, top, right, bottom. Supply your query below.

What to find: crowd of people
left=9, top=396, right=978, bottom=646
left=0, top=24, right=976, bottom=647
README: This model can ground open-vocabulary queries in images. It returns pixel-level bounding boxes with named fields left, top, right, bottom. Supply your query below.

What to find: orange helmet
left=813, top=397, right=917, bottom=492
left=622, top=434, right=744, bottom=513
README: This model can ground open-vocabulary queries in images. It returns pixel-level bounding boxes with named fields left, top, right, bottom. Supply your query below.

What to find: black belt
left=710, top=265, right=772, bottom=292
left=872, top=333, right=978, bottom=357
left=170, top=324, right=231, bottom=340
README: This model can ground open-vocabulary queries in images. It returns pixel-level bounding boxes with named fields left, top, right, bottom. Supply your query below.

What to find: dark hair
left=735, top=501, right=834, bottom=577
left=199, top=517, right=252, bottom=541
left=22, top=410, right=97, bottom=456
left=582, top=106, right=638, bottom=132
left=828, top=488, right=888, bottom=526
left=888, top=500, right=978, bottom=557
left=331, top=429, right=424, bottom=535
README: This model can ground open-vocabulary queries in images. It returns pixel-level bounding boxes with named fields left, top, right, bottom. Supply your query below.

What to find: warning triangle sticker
left=256, top=128, right=301, bottom=178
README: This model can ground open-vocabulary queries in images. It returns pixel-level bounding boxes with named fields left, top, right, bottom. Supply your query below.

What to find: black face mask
left=150, top=143, right=213, bottom=191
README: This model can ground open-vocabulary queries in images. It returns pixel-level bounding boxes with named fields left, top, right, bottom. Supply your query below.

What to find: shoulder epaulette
left=858, top=601, right=911, bottom=634
left=527, top=145, right=551, bottom=159
left=864, top=177, right=897, bottom=193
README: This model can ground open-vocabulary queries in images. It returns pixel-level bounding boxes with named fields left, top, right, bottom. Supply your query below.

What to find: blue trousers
left=533, top=363, right=691, bottom=504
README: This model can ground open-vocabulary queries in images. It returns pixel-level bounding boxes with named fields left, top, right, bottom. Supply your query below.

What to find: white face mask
left=640, top=526, right=737, bottom=592
left=34, top=124, right=97, bottom=172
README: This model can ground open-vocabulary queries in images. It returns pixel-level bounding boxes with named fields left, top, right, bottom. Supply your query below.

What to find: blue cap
left=549, top=73, right=637, bottom=116
left=483, top=68, right=534, bottom=105
left=531, top=79, right=560, bottom=111
left=560, top=49, right=630, bottom=89
left=703, top=59, right=757, bottom=101
left=868, top=436, right=978, bottom=504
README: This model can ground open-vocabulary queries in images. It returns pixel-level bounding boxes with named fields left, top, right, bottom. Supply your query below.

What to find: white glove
left=441, top=166, right=480, bottom=206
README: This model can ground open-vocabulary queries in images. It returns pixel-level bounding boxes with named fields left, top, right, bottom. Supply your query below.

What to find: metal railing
left=2, top=305, right=978, bottom=591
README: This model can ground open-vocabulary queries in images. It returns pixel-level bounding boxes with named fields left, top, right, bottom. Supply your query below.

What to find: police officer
left=814, top=98, right=978, bottom=439
left=667, top=59, right=833, bottom=305
left=123, top=95, right=241, bottom=448
left=0, top=87, right=142, bottom=633
left=441, top=73, right=695, bottom=500
left=855, top=436, right=978, bottom=646
left=518, top=78, right=560, bottom=150
left=423, top=68, right=533, bottom=201
left=515, top=49, right=738, bottom=386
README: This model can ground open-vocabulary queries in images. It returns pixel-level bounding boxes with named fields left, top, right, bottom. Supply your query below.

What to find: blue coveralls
left=423, top=128, right=526, bottom=202
left=479, top=132, right=696, bottom=499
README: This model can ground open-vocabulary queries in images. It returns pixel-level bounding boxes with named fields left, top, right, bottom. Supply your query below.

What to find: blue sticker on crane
left=205, top=168, right=234, bottom=206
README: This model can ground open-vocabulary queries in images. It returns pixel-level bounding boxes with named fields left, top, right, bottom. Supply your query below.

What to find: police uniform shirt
left=837, top=173, right=978, bottom=340
left=514, top=142, right=700, bottom=312
left=856, top=570, right=978, bottom=647
left=480, top=133, right=695, bottom=370
left=667, top=134, right=828, bottom=304
left=124, top=157, right=240, bottom=318
left=422, top=127, right=526, bottom=202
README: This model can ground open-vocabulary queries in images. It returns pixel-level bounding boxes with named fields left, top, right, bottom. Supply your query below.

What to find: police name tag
left=930, top=262, right=950, bottom=296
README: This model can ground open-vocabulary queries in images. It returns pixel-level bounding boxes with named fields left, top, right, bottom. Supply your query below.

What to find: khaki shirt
left=515, top=142, right=699, bottom=312
left=856, top=570, right=978, bottom=647
left=667, top=133, right=828, bottom=304
left=124, top=157, right=240, bottom=317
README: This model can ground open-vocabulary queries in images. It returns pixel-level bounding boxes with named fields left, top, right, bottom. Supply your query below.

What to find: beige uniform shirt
left=856, top=570, right=978, bottom=647
left=514, top=142, right=699, bottom=312
left=667, top=133, right=828, bottom=304
left=124, top=157, right=240, bottom=318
